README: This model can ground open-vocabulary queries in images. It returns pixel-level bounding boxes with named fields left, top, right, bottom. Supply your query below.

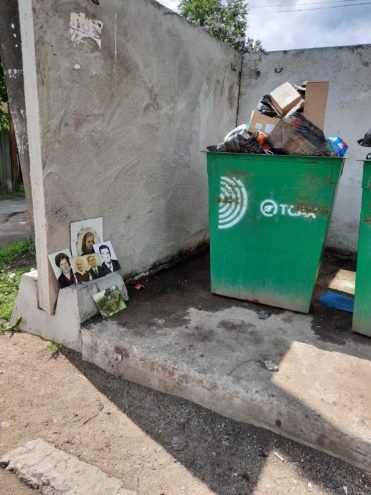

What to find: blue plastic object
left=318, top=291, right=354, bottom=313
left=326, top=137, right=348, bottom=157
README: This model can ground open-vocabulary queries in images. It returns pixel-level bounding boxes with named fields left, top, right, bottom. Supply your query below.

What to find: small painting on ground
left=48, top=249, right=76, bottom=289
left=93, top=286, right=126, bottom=318
left=71, top=217, right=103, bottom=257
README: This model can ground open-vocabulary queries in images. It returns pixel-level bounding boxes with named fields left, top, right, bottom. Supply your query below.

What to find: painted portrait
left=93, top=286, right=126, bottom=318
left=70, top=217, right=103, bottom=257
left=48, top=249, right=76, bottom=289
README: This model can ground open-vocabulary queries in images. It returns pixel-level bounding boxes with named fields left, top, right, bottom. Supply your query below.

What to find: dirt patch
left=0, top=332, right=370, bottom=495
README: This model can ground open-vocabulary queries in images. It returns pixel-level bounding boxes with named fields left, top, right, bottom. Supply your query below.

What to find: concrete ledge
left=0, top=438, right=136, bottom=494
left=81, top=312, right=371, bottom=475
left=11, top=270, right=128, bottom=351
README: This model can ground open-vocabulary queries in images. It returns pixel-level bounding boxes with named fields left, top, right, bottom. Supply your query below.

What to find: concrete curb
left=81, top=324, right=371, bottom=475
left=1, top=438, right=136, bottom=494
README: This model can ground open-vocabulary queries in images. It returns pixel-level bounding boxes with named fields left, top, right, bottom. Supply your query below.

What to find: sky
left=158, top=0, right=371, bottom=51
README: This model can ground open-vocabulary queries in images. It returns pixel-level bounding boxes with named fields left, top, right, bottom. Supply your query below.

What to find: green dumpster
left=207, top=152, right=344, bottom=313
left=353, top=160, right=371, bottom=337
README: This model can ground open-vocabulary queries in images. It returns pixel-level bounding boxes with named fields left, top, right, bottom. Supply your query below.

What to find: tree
left=0, top=59, right=9, bottom=133
left=178, top=0, right=263, bottom=53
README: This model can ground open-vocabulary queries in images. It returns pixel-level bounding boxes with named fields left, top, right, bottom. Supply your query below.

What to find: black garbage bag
left=223, top=126, right=265, bottom=154
left=257, top=95, right=279, bottom=117
left=267, top=112, right=329, bottom=156
left=207, top=125, right=265, bottom=154
left=358, top=128, right=371, bottom=147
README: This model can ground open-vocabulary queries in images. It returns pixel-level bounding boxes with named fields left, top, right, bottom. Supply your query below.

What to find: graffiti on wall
left=70, top=13, right=103, bottom=48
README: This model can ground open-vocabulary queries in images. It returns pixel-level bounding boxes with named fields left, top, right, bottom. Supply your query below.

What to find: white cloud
left=247, top=1, right=371, bottom=51
left=158, top=0, right=371, bottom=51
left=159, top=0, right=180, bottom=12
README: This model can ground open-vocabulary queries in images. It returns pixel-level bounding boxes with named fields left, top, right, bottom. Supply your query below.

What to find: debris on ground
left=263, top=360, right=279, bottom=372
left=257, top=310, right=270, bottom=320
left=273, top=451, right=285, bottom=462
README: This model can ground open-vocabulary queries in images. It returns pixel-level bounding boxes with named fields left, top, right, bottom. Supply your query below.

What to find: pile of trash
left=208, top=81, right=348, bottom=157
left=358, top=127, right=371, bottom=160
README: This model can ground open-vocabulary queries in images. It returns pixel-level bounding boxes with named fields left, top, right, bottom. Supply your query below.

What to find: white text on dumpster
left=260, top=199, right=317, bottom=219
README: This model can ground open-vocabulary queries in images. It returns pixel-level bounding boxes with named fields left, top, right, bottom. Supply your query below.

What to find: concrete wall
left=20, top=0, right=241, bottom=312
left=239, top=46, right=371, bottom=252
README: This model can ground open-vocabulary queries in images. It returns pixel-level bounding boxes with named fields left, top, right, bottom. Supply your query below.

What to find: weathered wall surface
left=239, top=46, right=371, bottom=251
left=22, top=0, right=240, bottom=310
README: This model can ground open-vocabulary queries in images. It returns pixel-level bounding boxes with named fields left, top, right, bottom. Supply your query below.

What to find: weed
left=0, top=240, right=35, bottom=322
left=48, top=341, right=62, bottom=358
left=0, top=316, right=22, bottom=336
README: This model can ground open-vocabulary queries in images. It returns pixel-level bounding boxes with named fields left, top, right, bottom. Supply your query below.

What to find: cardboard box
left=285, top=99, right=305, bottom=117
left=303, top=81, right=329, bottom=130
left=249, top=110, right=280, bottom=136
left=269, top=82, right=302, bottom=116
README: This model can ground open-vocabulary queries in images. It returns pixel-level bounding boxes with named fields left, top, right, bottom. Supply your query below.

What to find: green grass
left=0, top=239, right=35, bottom=322
left=48, top=341, right=62, bottom=358
left=0, top=239, right=33, bottom=269
left=0, top=191, right=25, bottom=201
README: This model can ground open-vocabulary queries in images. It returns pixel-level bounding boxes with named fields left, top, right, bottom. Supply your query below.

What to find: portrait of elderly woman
left=48, top=251, right=76, bottom=289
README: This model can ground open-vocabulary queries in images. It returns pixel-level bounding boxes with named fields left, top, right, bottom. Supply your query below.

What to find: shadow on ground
left=64, top=250, right=371, bottom=494
left=63, top=344, right=371, bottom=495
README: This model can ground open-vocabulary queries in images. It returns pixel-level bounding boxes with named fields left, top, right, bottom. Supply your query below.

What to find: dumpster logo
left=260, top=200, right=278, bottom=217
left=218, top=177, right=248, bottom=229
left=260, top=199, right=317, bottom=219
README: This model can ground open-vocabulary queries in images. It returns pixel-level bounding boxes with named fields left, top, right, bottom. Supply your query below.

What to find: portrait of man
left=53, top=252, right=76, bottom=288
left=97, top=243, right=121, bottom=275
left=87, top=253, right=104, bottom=279
left=72, top=257, right=90, bottom=284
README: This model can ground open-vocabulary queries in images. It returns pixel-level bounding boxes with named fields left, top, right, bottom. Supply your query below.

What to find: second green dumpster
left=353, top=160, right=371, bottom=337
left=207, top=152, right=344, bottom=313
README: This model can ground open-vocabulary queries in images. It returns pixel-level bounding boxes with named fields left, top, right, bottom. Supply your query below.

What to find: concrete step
left=81, top=304, right=371, bottom=475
